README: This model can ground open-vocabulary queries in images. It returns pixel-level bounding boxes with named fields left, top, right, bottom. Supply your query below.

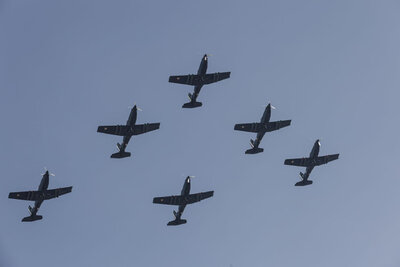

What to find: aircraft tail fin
left=250, top=139, right=255, bottom=148
left=117, top=143, right=122, bottom=151
left=22, top=215, right=43, bottom=222
left=245, top=147, right=264, bottom=154
left=111, top=151, right=131, bottom=159
left=167, top=210, right=187, bottom=226
left=182, top=101, right=202, bottom=108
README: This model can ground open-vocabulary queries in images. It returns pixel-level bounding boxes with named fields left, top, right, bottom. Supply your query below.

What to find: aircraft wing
left=202, top=72, right=231, bottom=85
left=132, top=123, right=160, bottom=135
left=234, top=123, right=264, bottom=133
left=97, top=125, right=130, bottom=136
left=8, top=187, right=72, bottom=201
left=169, top=72, right=230, bottom=86
left=284, top=157, right=313, bottom=167
left=284, top=154, right=339, bottom=167
left=265, top=120, right=291, bottom=132
left=9, top=190, right=43, bottom=201
left=169, top=74, right=201, bottom=86
left=314, top=154, right=339, bottom=166
left=153, top=191, right=214, bottom=206
left=42, top=187, right=73, bottom=200
left=185, top=191, right=214, bottom=204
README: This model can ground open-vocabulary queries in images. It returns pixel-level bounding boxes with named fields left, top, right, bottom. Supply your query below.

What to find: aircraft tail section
left=295, top=180, right=313, bottom=186
left=167, top=218, right=187, bottom=226
left=22, top=215, right=43, bottom=222
left=245, top=147, right=264, bottom=154
left=182, top=101, right=202, bottom=108
left=111, top=151, right=131, bottom=159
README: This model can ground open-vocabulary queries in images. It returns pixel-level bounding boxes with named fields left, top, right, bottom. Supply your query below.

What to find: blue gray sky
left=1, top=1, right=400, bottom=266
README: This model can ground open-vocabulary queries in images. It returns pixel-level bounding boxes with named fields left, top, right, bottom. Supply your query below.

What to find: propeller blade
left=128, top=104, right=142, bottom=111
left=42, top=167, right=55, bottom=177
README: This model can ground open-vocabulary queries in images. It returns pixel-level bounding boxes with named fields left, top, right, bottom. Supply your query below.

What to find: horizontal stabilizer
left=167, top=219, right=187, bottom=226
left=245, top=147, right=264, bottom=154
left=111, top=151, right=131, bottom=159
left=22, top=215, right=43, bottom=222
left=295, top=180, right=313, bottom=186
left=182, top=102, right=202, bottom=109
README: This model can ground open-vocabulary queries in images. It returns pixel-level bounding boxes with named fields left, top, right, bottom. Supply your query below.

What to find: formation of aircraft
left=153, top=176, right=214, bottom=226
left=8, top=54, right=340, bottom=224
left=8, top=170, right=72, bottom=222
left=169, top=54, right=231, bottom=108
left=234, top=104, right=291, bottom=154
left=97, top=105, right=160, bottom=158
left=284, top=140, right=339, bottom=186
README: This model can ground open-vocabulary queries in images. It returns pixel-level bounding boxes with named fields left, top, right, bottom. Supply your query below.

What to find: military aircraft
left=153, top=176, right=214, bottom=226
left=169, top=54, right=231, bottom=108
left=97, top=105, right=160, bottom=158
left=284, top=139, right=339, bottom=186
left=234, top=104, right=291, bottom=154
left=8, top=169, right=72, bottom=222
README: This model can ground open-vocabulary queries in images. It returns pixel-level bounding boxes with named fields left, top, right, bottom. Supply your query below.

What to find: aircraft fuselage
left=32, top=171, right=50, bottom=214
left=300, top=140, right=321, bottom=182
left=176, top=177, right=191, bottom=218
left=191, top=55, right=209, bottom=102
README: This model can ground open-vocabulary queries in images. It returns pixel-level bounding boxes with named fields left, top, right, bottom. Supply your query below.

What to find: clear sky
left=1, top=0, right=400, bottom=266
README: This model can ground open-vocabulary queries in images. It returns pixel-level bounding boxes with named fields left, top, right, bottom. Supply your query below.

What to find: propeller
left=128, top=104, right=142, bottom=111
left=42, top=167, right=55, bottom=177
left=262, top=104, right=276, bottom=109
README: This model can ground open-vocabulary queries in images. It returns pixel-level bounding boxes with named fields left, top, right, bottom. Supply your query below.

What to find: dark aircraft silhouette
left=284, top=139, right=339, bottom=186
left=169, top=54, right=230, bottom=108
left=153, top=176, right=214, bottom=226
left=8, top=170, right=72, bottom=222
left=97, top=105, right=160, bottom=158
left=234, top=104, right=291, bottom=154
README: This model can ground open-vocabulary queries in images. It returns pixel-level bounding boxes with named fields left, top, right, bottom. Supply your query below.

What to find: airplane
left=168, top=54, right=231, bottom=108
left=234, top=104, right=291, bottom=154
left=97, top=105, right=160, bottom=158
left=8, top=169, right=72, bottom=222
left=153, top=176, right=214, bottom=226
left=284, top=139, right=339, bottom=186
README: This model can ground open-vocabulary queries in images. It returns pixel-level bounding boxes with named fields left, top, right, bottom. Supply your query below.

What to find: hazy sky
left=1, top=1, right=400, bottom=266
